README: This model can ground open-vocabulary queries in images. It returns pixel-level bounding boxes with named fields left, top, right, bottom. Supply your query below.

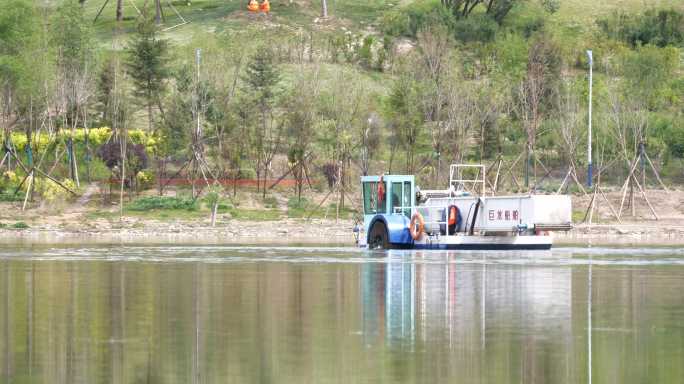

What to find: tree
left=415, top=25, right=454, bottom=183
left=242, top=46, right=281, bottom=198
left=386, top=68, right=425, bottom=174
left=126, top=9, right=170, bottom=131
left=0, top=0, right=40, bottom=136
left=155, top=65, right=193, bottom=194
left=0, top=0, right=41, bottom=192
left=52, top=0, right=95, bottom=185
left=96, top=58, right=116, bottom=126
left=516, top=34, right=561, bottom=188
left=317, top=70, right=373, bottom=210
left=440, top=0, right=519, bottom=24
left=284, top=69, right=320, bottom=202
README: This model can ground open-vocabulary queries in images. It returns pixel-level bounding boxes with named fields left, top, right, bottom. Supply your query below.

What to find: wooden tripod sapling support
left=617, top=145, right=663, bottom=221
left=582, top=168, right=621, bottom=226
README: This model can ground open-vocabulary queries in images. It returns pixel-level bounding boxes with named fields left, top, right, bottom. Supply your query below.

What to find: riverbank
left=0, top=218, right=356, bottom=246
left=4, top=186, right=684, bottom=247
left=4, top=220, right=684, bottom=247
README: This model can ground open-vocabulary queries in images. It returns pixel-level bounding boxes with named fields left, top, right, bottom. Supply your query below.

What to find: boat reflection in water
left=362, top=250, right=578, bottom=382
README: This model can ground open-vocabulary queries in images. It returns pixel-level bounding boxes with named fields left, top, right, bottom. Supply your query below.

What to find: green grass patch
left=226, top=208, right=281, bottom=221
left=134, top=209, right=205, bottom=220
left=571, top=210, right=586, bottom=223
left=127, top=196, right=198, bottom=211
left=11, top=222, right=29, bottom=229
left=0, top=192, right=24, bottom=202
left=86, top=207, right=204, bottom=221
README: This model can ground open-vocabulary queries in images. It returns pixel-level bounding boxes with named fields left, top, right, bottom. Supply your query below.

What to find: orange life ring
left=409, top=212, right=425, bottom=241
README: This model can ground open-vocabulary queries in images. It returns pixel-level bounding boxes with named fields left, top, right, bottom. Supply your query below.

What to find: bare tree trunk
left=388, top=143, right=396, bottom=174
left=155, top=0, right=162, bottom=24
left=116, top=0, right=123, bottom=22
left=120, top=135, right=126, bottom=219
left=148, top=101, right=153, bottom=131
left=211, top=201, right=218, bottom=227
left=157, top=158, right=165, bottom=196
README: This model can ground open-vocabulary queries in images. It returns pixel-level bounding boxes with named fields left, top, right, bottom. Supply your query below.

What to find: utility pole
left=586, top=50, right=593, bottom=188
left=196, top=48, right=201, bottom=138
left=321, top=0, right=328, bottom=18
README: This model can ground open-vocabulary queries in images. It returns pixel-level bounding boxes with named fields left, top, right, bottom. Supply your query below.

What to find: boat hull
left=359, top=234, right=553, bottom=250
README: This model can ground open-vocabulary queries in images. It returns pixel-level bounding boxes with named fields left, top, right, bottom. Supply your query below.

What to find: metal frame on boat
left=356, top=164, right=572, bottom=250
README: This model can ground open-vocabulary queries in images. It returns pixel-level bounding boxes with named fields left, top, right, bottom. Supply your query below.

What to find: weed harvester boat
left=356, top=164, right=572, bottom=250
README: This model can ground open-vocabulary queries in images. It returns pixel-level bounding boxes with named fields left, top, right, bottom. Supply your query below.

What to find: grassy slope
left=78, top=0, right=397, bottom=44
left=76, top=0, right=684, bottom=41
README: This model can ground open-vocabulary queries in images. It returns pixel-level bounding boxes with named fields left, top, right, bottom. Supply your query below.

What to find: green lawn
left=74, top=0, right=397, bottom=45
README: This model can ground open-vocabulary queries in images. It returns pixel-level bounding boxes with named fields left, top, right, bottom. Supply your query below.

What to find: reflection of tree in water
left=1, top=251, right=684, bottom=383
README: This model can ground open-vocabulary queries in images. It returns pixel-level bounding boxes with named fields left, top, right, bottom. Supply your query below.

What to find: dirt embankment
left=3, top=186, right=684, bottom=247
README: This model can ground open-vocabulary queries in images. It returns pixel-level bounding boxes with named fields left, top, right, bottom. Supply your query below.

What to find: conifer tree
left=126, top=9, right=169, bottom=131
left=242, top=47, right=281, bottom=197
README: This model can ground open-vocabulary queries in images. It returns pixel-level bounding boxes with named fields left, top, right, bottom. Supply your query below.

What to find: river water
left=1, top=246, right=683, bottom=383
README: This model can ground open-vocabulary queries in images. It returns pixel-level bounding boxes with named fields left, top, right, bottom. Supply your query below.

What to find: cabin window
left=403, top=181, right=412, bottom=217
left=391, top=182, right=402, bottom=214
left=363, top=181, right=386, bottom=215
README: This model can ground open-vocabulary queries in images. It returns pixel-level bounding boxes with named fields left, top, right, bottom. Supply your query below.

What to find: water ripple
left=1, top=245, right=684, bottom=266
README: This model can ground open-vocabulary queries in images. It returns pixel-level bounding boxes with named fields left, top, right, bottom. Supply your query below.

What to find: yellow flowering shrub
left=8, top=127, right=113, bottom=151
left=136, top=170, right=155, bottom=190
left=129, top=129, right=161, bottom=155
left=35, top=178, right=76, bottom=202
left=0, top=171, right=21, bottom=192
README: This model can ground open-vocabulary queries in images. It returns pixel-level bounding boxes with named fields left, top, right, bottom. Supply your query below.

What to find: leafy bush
left=201, top=185, right=223, bottom=207
left=0, top=171, right=20, bottom=193
left=136, top=170, right=155, bottom=190
left=381, top=0, right=455, bottom=38
left=62, top=127, right=113, bottom=146
left=86, top=158, right=113, bottom=181
left=238, top=168, right=257, bottom=180
left=11, top=222, right=29, bottom=229
left=97, top=140, right=149, bottom=173
left=7, top=127, right=113, bottom=152
left=287, top=197, right=311, bottom=218
left=128, top=129, right=161, bottom=155
left=127, top=196, right=198, bottom=211
left=452, top=14, right=499, bottom=43
left=653, top=117, right=684, bottom=159
left=504, top=5, right=545, bottom=38
left=598, top=9, right=684, bottom=48
left=34, top=178, right=76, bottom=202
left=358, top=35, right=375, bottom=69
left=216, top=203, right=232, bottom=213
left=263, top=196, right=278, bottom=208
left=0, top=193, right=22, bottom=202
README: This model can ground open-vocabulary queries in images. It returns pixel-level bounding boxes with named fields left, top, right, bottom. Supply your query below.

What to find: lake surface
left=1, top=246, right=683, bottom=384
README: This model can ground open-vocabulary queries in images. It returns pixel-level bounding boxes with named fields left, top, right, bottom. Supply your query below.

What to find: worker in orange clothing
left=259, top=0, right=270, bottom=13
left=247, top=0, right=259, bottom=12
